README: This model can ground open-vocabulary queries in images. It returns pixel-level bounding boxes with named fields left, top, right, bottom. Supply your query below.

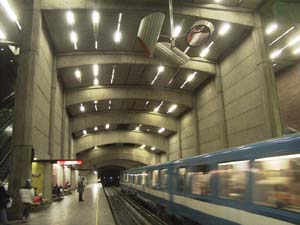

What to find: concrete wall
left=220, top=34, right=269, bottom=147
left=32, top=28, right=53, bottom=159
left=276, top=63, right=300, bottom=131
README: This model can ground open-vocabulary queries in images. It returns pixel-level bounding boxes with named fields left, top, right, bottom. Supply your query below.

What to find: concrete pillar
left=8, top=0, right=41, bottom=218
left=42, top=163, right=53, bottom=203
left=252, top=13, right=282, bottom=137
left=215, top=66, right=229, bottom=149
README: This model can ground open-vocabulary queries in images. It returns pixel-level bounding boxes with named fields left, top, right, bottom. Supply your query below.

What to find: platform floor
left=11, top=183, right=115, bottom=225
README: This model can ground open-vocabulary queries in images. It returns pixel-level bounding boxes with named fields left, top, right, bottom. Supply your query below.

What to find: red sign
left=57, top=160, right=83, bottom=165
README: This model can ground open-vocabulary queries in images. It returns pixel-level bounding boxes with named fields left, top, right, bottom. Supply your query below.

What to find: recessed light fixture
left=94, top=126, right=98, bottom=131
left=151, top=147, right=156, bottom=151
left=167, top=104, right=177, bottom=113
left=80, top=104, right=85, bottom=112
left=219, top=23, right=231, bottom=36
left=158, top=127, right=165, bottom=134
left=82, top=129, right=87, bottom=135
left=266, top=23, right=278, bottom=35
left=0, top=0, right=21, bottom=30
left=105, top=124, right=110, bottom=129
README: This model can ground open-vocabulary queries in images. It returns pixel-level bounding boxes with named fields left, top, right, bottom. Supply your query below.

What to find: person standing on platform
left=19, top=179, right=34, bottom=220
left=77, top=177, right=85, bottom=202
left=0, top=182, right=10, bottom=225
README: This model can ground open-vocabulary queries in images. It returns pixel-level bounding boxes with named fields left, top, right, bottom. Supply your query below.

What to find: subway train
left=120, top=134, right=300, bottom=225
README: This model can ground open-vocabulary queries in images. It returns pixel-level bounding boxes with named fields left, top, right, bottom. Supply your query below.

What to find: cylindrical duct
left=137, top=12, right=165, bottom=57
left=155, top=42, right=190, bottom=66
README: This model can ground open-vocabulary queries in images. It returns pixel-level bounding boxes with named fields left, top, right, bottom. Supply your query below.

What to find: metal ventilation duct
left=137, top=12, right=165, bottom=57
left=155, top=42, right=190, bottom=66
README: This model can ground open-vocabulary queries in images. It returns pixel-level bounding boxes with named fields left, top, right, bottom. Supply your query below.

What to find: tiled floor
left=10, top=183, right=115, bottom=225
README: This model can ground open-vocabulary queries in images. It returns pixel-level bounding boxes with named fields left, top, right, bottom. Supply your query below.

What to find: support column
left=215, top=66, right=229, bottom=149
left=252, top=13, right=282, bottom=137
left=42, top=163, right=53, bottom=203
left=9, top=0, right=41, bottom=218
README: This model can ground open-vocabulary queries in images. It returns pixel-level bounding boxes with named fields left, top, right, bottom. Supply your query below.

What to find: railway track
left=104, top=187, right=169, bottom=225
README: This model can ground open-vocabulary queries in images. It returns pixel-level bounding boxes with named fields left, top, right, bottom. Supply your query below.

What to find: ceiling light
left=158, top=66, right=165, bottom=73
left=293, top=47, right=300, bottom=55
left=158, top=127, right=165, bottom=133
left=288, top=36, right=300, bottom=47
left=270, top=49, right=282, bottom=59
left=114, top=31, right=121, bottom=43
left=266, top=23, right=278, bottom=35
left=111, top=68, right=115, bottom=84
left=66, top=10, right=75, bottom=25
left=82, top=129, right=87, bottom=135
left=0, top=29, right=6, bottom=40
left=75, top=69, right=81, bottom=79
left=70, top=31, right=78, bottom=50
left=92, top=11, right=100, bottom=25
left=80, top=104, right=85, bottom=112
left=0, top=0, right=21, bottom=30
left=200, top=42, right=214, bottom=58
left=151, top=147, right=156, bottom=151
left=141, top=144, right=146, bottom=149
left=172, top=25, right=182, bottom=38
left=219, top=23, right=231, bottom=36
left=93, top=78, right=99, bottom=86
left=94, top=126, right=98, bottom=131
left=167, top=104, right=177, bottom=113
left=105, top=124, right=110, bottom=129
left=93, top=64, right=99, bottom=76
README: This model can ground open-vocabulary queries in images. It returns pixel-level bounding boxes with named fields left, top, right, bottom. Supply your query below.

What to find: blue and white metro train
left=120, top=134, right=300, bottom=225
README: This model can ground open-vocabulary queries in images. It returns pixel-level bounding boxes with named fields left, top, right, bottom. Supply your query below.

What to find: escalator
left=0, top=92, right=15, bottom=181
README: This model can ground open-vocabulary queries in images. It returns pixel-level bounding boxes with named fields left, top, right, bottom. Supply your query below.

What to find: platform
left=10, top=183, right=115, bottom=225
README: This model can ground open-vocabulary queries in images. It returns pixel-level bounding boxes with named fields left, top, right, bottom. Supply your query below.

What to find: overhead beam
left=72, top=111, right=178, bottom=133
left=41, top=0, right=255, bottom=26
left=56, top=53, right=216, bottom=75
left=66, top=86, right=193, bottom=108
left=76, top=130, right=168, bottom=153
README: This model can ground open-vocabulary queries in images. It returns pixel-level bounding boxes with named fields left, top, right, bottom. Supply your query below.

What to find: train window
left=218, top=160, right=249, bottom=200
left=189, top=165, right=212, bottom=196
left=150, top=170, right=159, bottom=189
left=160, top=169, right=168, bottom=191
left=253, top=154, right=300, bottom=213
left=177, top=167, right=188, bottom=193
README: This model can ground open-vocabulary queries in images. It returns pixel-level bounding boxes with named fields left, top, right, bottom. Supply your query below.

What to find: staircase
left=0, top=92, right=15, bottom=181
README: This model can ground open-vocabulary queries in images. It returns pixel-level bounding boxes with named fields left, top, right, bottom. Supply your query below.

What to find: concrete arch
left=56, top=53, right=216, bottom=75
left=66, top=86, right=193, bottom=108
left=71, top=111, right=178, bottom=133
left=76, top=130, right=168, bottom=153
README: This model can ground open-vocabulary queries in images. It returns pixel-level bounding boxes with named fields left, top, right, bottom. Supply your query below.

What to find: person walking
left=77, top=177, right=85, bottom=202
left=19, top=179, right=34, bottom=220
left=0, top=182, right=10, bottom=225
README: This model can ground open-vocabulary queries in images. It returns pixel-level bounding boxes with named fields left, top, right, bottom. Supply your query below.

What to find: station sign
left=57, top=160, right=83, bottom=165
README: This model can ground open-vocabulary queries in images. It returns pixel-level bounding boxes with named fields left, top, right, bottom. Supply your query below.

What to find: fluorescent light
left=158, top=127, right=165, bottom=133
left=167, top=104, right=177, bottom=113
left=66, top=11, right=75, bottom=25
left=75, top=69, right=81, bottom=79
left=200, top=42, right=214, bottom=58
left=105, top=124, right=110, bottom=129
left=80, top=104, right=85, bottom=112
left=93, top=78, right=99, bottom=86
left=94, top=126, right=98, bottom=131
left=173, top=25, right=182, bottom=38
left=266, top=23, right=278, bottom=35
left=293, top=47, right=300, bottom=55
left=92, top=11, right=100, bottom=25
left=219, top=23, right=231, bottom=36
left=151, top=147, right=156, bottom=151
left=0, top=0, right=21, bottom=30
left=270, top=49, right=282, bottom=59
left=111, top=68, right=115, bottom=84
left=114, top=31, right=121, bottom=43
left=141, top=144, right=146, bottom=149
left=70, top=31, right=78, bottom=50
left=82, top=129, right=87, bottom=135
left=0, top=29, right=6, bottom=40
left=158, top=66, right=165, bottom=73
left=93, top=64, right=99, bottom=76
left=288, top=36, right=300, bottom=47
